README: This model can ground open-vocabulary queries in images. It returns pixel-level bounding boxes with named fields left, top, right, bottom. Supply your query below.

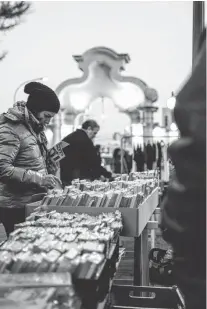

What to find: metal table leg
left=134, top=227, right=149, bottom=286
left=133, top=235, right=141, bottom=286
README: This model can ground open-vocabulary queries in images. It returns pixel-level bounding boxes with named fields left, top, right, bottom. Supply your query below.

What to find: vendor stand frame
left=26, top=188, right=159, bottom=287
left=17, top=187, right=185, bottom=308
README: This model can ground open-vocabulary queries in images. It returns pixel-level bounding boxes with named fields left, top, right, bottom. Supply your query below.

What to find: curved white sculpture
left=53, top=47, right=158, bottom=144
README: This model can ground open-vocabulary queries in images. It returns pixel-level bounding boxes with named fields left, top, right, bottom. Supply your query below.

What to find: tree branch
left=0, top=2, right=31, bottom=60
left=0, top=50, right=7, bottom=61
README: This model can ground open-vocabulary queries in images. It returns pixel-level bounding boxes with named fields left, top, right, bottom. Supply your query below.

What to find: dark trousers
left=0, top=207, right=25, bottom=238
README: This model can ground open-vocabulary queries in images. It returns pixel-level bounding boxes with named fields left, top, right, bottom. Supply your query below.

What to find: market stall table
left=26, top=188, right=159, bottom=287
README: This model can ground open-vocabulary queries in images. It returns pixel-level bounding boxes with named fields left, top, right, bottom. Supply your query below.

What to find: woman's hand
left=41, top=174, right=62, bottom=189
left=100, top=175, right=106, bottom=182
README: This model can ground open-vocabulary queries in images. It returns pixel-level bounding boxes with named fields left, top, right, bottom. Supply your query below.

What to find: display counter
left=26, top=188, right=159, bottom=238
left=25, top=188, right=159, bottom=286
left=0, top=173, right=162, bottom=309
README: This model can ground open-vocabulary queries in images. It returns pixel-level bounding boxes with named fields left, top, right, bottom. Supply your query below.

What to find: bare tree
left=0, top=1, right=31, bottom=60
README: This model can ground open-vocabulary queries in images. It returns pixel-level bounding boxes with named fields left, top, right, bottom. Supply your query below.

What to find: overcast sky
left=0, top=1, right=193, bottom=125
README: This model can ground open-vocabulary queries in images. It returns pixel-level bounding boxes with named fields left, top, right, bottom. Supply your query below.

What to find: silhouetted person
left=60, top=120, right=111, bottom=185
left=160, top=29, right=206, bottom=309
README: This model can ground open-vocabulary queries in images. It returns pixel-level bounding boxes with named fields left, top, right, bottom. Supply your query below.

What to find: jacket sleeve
left=86, top=145, right=112, bottom=179
left=159, top=35, right=206, bottom=261
left=0, top=126, right=44, bottom=186
left=99, top=166, right=112, bottom=178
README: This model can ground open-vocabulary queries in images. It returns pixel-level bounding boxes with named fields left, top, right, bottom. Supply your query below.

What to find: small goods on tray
left=41, top=171, right=158, bottom=208
left=0, top=273, right=81, bottom=309
left=0, top=211, right=122, bottom=278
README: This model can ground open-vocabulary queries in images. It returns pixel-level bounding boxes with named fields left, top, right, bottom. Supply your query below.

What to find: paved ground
left=115, top=233, right=169, bottom=281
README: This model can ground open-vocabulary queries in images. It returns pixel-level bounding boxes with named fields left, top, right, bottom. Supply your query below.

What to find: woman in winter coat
left=0, top=82, right=61, bottom=236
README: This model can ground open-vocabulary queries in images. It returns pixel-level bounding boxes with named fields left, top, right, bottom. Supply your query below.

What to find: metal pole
left=192, top=1, right=205, bottom=67
left=13, top=81, right=27, bottom=103
left=120, top=136, right=124, bottom=174
left=13, top=77, right=46, bottom=103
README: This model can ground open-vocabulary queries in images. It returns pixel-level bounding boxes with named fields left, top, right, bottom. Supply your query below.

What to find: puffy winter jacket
left=0, top=103, right=48, bottom=208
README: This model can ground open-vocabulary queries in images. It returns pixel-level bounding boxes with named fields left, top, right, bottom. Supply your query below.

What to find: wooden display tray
left=25, top=188, right=159, bottom=237
left=137, top=188, right=159, bottom=236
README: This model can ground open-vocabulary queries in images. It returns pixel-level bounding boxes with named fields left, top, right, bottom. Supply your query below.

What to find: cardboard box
left=26, top=188, right=159, bottom=237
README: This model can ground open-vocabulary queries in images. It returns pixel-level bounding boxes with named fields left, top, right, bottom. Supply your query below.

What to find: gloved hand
left=41, top=174, right=62, bottom=189
left=111, top=173, right=119, bottom=178
left=100, top=175, right=106, bottom=182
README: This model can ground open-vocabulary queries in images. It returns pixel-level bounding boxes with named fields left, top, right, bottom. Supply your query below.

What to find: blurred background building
left=0, top=1, right=205, bottom=175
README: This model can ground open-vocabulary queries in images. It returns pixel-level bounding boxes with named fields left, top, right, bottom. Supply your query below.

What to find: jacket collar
left=1, top=101, right=44, bottom=138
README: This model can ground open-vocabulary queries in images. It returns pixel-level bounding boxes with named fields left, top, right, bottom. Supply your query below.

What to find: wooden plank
left=137, top=188, right=159, bottom=237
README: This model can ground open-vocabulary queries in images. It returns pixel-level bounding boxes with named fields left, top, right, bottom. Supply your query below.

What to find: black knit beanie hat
left=24, top=82, right=60, bottom=114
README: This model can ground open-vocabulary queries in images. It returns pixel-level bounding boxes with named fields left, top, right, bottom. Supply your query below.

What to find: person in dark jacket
left=94, top=145, right=112, bottom=180
left=60, top=119, right=111, bottom=185
left=160, top=29, right=206, bottom=309
left=0, top=82, right=61, bottom=236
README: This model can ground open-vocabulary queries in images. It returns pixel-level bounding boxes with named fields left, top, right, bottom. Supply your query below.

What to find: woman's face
left=36, top=111, right=56, bottom=126
left=86, top=126, right=100, bottom=140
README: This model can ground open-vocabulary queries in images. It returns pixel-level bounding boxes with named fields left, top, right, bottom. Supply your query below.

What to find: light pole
left=13, top=76, right=47, bottom=103
left=167, top=92, right=176, bottom=110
